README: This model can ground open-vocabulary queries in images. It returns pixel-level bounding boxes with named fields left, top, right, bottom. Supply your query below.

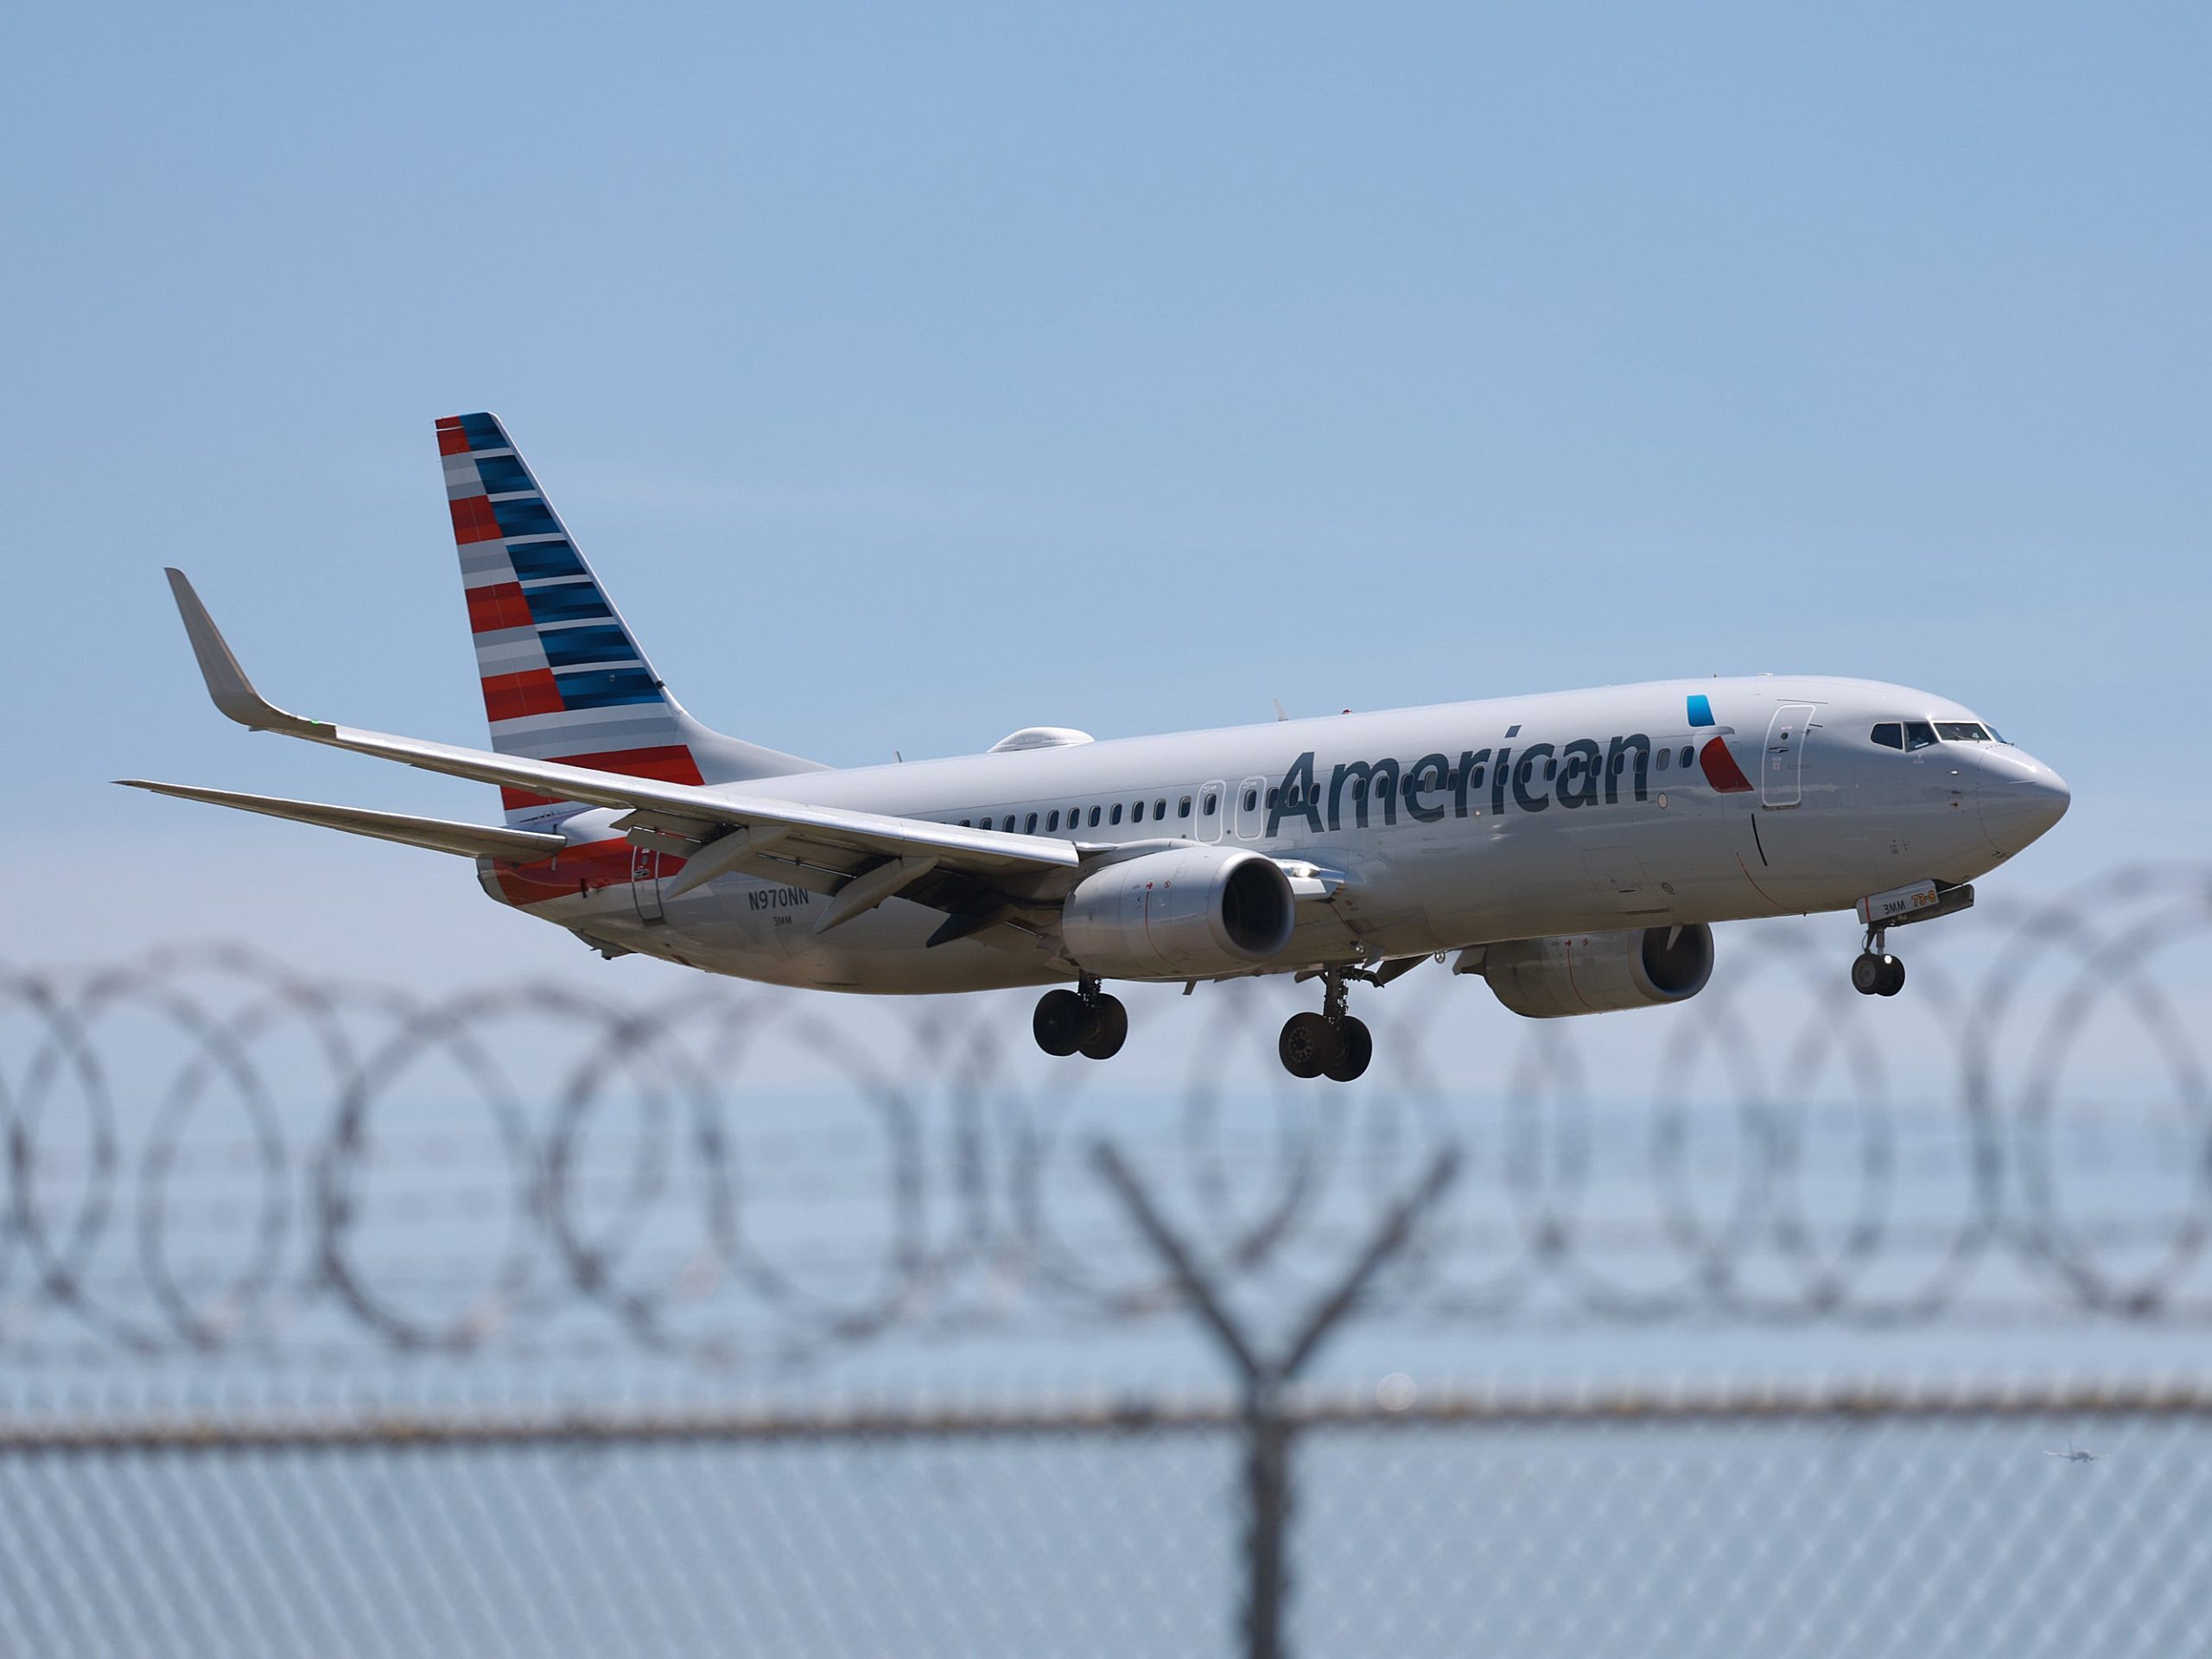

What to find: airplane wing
left=157, top=569, right=1082, bottom=917
left=114, top=781, right=570, bottom=861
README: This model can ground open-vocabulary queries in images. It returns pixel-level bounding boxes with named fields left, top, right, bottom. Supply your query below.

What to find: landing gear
left=1325, top=1015, right=1373, bottom=1084
left=1279, top=1012, right=1337, bottom=1078
left=1850, top=923, right=1906, bottom=998
left=1033, top=978, right=1128, bottom=1059
left=1078, top=992, right=1128, bottom=1060
left=1278, top=966, right=1372, bottom=1083
left=1851, top=952, right=1905, bottom=997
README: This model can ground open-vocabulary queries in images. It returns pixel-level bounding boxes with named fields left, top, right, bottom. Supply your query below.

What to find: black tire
left=1323, top=1016, right=1373, bottom=1083
left=1033, top=988, right=1087, bottom=1057
left=1877, top=956, right=1906, bottom=997
left=1279, top=1012, right=1339, bottom=1079
left=1850, top=953, right=1885, bottom=995
left=1078, top=995, right=1128, bottom=1060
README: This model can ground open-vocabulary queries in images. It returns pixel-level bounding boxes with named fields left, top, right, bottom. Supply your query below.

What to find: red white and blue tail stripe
left=439, top=412, right=824, bottom=823
left=440, top=412, right=711, bottom=824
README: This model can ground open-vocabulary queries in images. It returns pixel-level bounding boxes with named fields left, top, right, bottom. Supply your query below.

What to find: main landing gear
left=1850, top=925, right=1906, bottom=998
left=1033, top=976, right=1128, bottom=1060
left=1279, top=966, right=1372, bottom=1084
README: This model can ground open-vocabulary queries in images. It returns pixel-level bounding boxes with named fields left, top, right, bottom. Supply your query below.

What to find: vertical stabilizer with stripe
left=437, top=412, right=822, bottom=826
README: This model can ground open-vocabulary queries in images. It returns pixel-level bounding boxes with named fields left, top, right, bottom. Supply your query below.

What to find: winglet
left=164, top=569, right=319, bottom=734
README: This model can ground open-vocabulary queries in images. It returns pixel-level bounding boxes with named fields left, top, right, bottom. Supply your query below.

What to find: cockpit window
left=1872, top=722, right=1902, bottom=750
left=1904, top=721, right=1938, bottom=751
left=1936, top=721, right=1992, bottom=742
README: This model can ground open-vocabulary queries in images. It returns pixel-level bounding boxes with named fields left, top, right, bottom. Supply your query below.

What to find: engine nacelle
left=1479, top=924, right=1714, bottom=1019
left=1060, top=846, right=1296, bottom=979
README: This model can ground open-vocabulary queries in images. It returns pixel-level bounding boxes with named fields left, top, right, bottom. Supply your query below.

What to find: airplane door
left=1197, top=779, right=1227, bottom=843
left=1233, top=776, right=1268, bottom=841
left=631, top=846, right=667, bottom=924
left=1762, top=703, right=1817, bottom=809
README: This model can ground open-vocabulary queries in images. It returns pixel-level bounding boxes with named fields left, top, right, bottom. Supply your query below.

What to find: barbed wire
left=3, top=863, right=2209, bottom=1370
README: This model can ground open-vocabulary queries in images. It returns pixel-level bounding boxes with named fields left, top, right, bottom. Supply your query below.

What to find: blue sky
left=3, top=2, right=2205, bottom=985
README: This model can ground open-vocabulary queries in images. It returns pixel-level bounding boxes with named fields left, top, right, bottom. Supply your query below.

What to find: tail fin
left=436, top=412, right=823, bottom=825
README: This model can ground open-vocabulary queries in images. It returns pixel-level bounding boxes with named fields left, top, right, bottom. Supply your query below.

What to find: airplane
left=2045, top=1442, right=2096, bottom=1464
left=122, top=413, right=2072, bottom=1082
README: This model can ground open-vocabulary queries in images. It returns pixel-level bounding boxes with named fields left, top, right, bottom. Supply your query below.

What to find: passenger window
left=1179, top=796, right=1192, bottom=818
left=1203, top=791, right=1217, bottom=814
left=1656, top=747, right=1671, bottom=771
left=959, top=819, right=971, bottom=828
left=1904, top=721, right=1938, bottom=752
left=1680, top=746, right=1693, bottom=767
left=1025, top=812, right=1039, bottom=834
left=1046, top=810, right=1059, bottom=831
left=1470, top=765, right=1486, bottom=788
left=1109, top=804, right=1123, bottom=825
left=1243, top=789, right=1257, bottom=811
left=1154, top=798, right=1166, bottom=818
left=1541, top=760, right=1554, bottom=781
left=1871, top=723, right=1903, bottom=750
left=1610, top=753, right=1624, bottom=775
left=1379, top=775, right=1395, bottom=798
left=1266, top=788, right=1278, bottom=808
left=981, top=817, right=993, bottom=830
left=1089, top=806, right=1102, bottom=827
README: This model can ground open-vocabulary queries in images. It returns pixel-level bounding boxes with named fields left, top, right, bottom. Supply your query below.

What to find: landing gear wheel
left=1279, top=1012, right=1342, bottom=1079
left=1323, top=1016, right=1372, bottom=1083
left=1033, top=988, right=1087, bottom=1056
left=1851, top=952, right=1906, bottom=997
left=1078, top=995, right=1128, bottom=1059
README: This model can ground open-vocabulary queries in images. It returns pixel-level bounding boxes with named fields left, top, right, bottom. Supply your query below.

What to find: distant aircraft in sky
left=124, top=414, right=2071, bottom=1081
left=2045, top=1443, right=2097, bottom=1464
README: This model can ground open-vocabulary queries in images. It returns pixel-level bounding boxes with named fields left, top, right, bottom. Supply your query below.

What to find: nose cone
left=1978, top=751, right=2070, bottom=855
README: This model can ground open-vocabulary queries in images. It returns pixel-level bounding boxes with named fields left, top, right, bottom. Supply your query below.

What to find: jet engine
left=1477, top=924, right=1714, bottom=1019
left=1059, top=846, right=1296, bottom=979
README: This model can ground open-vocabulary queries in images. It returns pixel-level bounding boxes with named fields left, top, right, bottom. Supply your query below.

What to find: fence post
left=1091, top=1141, right=1459, bottom=1659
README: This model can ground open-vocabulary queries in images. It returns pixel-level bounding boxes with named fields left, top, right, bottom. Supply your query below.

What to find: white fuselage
left=480, top=675, right=2069, bottom=993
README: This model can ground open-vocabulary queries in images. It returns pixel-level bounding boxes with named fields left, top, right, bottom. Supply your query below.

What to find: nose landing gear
left=1278, top=966, right=1373, bottom=1083
left=1851, top=950, right=1905, bottom=996
left=1850, top=924, right=1906, bottom=997
left=1847, top=880, right=1977, bottom=999
left=1033, top=976, right=1128, bottom=1059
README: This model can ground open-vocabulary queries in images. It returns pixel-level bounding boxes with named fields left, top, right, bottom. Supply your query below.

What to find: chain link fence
left=3, top=1387, right=2203, bottom=1658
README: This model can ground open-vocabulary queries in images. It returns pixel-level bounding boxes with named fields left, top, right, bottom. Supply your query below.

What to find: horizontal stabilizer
left=116, top=780, right=569, bottom=861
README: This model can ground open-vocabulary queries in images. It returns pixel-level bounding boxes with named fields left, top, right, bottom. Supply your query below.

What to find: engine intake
left=1479, top=924, right=1714, bottom=1019
left=1060, top=846, right=1296, bottom=980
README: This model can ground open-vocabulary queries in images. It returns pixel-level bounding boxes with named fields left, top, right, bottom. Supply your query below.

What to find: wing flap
left=116, top=780, right=569, bottom=861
